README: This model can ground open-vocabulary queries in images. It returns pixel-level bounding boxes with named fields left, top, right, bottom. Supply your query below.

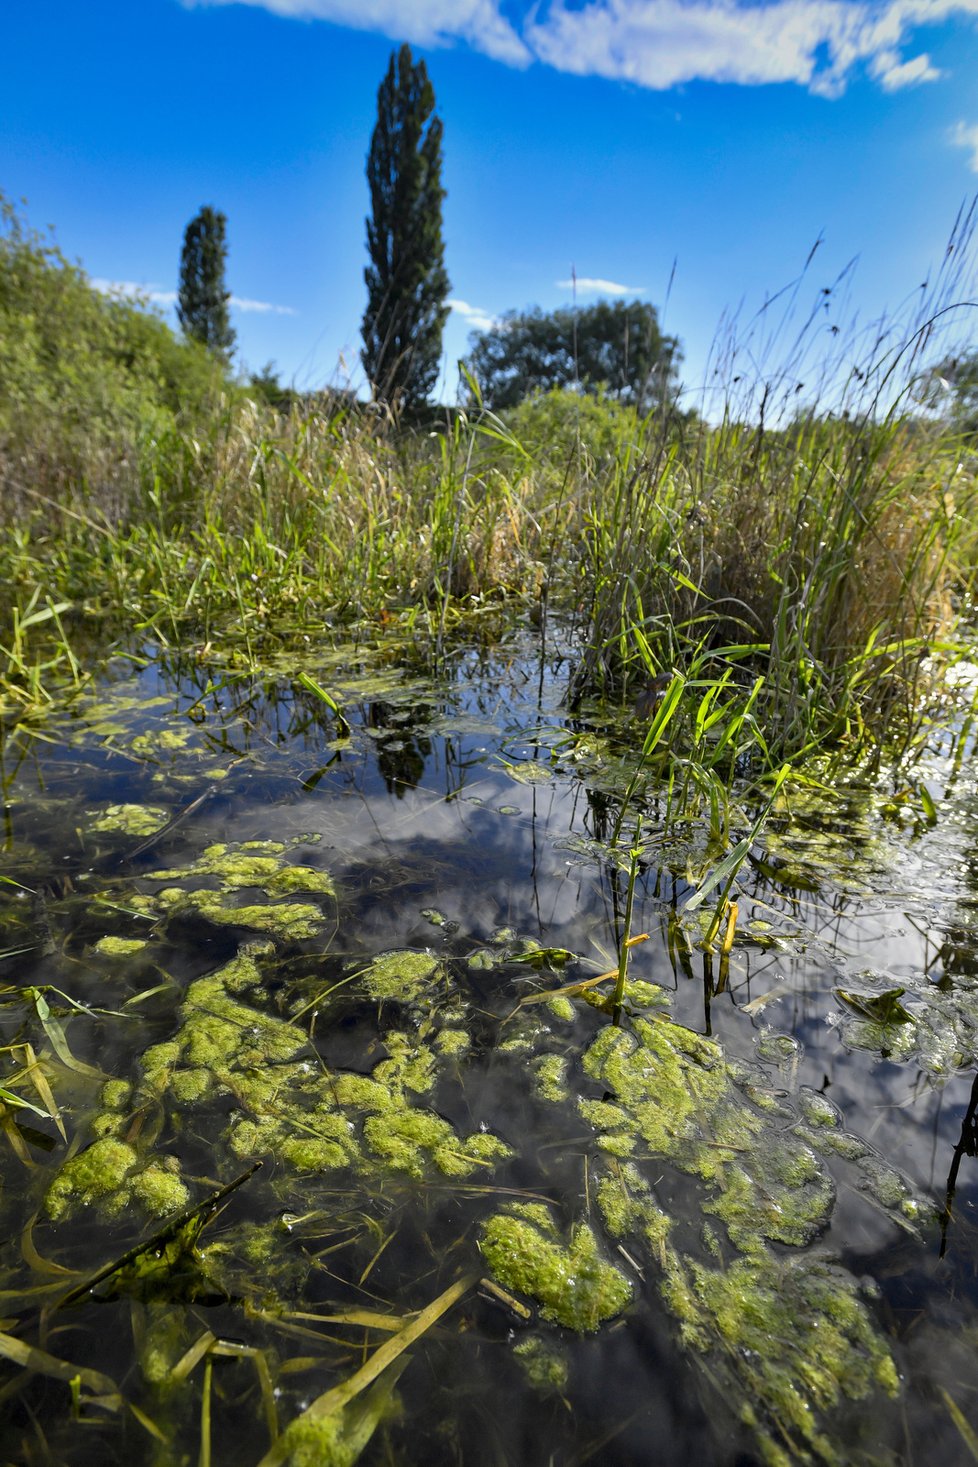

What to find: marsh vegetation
left=1, top=196, right=978, bottom=1465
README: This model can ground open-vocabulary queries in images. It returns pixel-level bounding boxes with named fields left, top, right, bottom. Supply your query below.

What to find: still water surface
left=1, top=627, right=977, bottom=1465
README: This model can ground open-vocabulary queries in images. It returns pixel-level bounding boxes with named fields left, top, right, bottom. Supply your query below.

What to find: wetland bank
left=4, top=195, right=978, bottom=1465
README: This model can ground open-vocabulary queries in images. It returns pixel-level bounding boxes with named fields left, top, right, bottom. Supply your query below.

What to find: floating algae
left=45, top=1137, right=189, bottom=1222
left=479, top=1203, right=632, bottom=1332
left=153, top=887, right=325, bottom=939
left=762, top=778, right=893, bottom=894
left=93, top=934, right=148, bottom=955
left=533, top=1054, right=570, bottom=1102
left=832, top=965, right=978, bottom=1074
left=15, top=637, right=973, bottom=1467
left=497, top=758, right=553, bottom=785
left=130, top=726, right=195, bottom=757
left=658, top=1248, right=899, bottom=1467
left=89, top=803, right=169, bottom=836
left=513, top=1336, right=569, bottom=1395
left=494, top=992, right=916, bottom=1466
left=148, top=840, right=335, bottom=898
left=45, top=938, right=512, bottom=1223
left=112, top=837, right=338, bottom=939
left=275, top=1366, right=404, bottom=1467
left=580, top=1018, right=838, bottom=1251
left=358, top=948, right=444, bottom=1002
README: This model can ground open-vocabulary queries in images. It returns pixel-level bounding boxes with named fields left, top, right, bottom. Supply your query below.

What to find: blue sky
left=3, top=0, right=978, bottom=407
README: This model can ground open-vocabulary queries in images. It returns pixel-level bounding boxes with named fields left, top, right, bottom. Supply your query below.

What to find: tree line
left=177, top=43, right=681, bottom=418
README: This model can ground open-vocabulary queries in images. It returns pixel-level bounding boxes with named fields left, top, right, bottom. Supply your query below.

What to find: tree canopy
left=464, top=298, right=682, bottom=413
left=177, top=206, right=235, bottom=363
left=361, top=44, right=450, bottom=414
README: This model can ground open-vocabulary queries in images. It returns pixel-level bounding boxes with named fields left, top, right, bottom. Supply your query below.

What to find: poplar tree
left=177, top=206, right=235, bottom=362
left=362, top=44, right=450, bottom=413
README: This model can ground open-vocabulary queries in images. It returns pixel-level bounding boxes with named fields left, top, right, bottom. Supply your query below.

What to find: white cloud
left=231, top=295, right=298, bottom=315
left=523, top=0, right=976, bottom=97
left=448, top=297, right=500, bottom=330
left=91, top=278, right=296, bottom=315
left=949, top=119, right=978, bottom=171
left=869, top=47, right=940, bottom=89
left=555, top=276, right=645, bottom=295
left=180, top=0, right=978, bottom=95
left=91, top=278, right=177, bottom=305
left=180, top=0, right=531, bottom=64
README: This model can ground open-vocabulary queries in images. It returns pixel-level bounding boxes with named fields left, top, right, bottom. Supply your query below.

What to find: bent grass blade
left=258, top=1273, right=479, bottom=1467
left=295, top=672, right=352, bottom=738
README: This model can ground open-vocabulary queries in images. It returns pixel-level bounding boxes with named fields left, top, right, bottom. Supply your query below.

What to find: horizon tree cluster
left=169, top=46, right=688, bottom=418
left=464, top=298, right=682, bottom=414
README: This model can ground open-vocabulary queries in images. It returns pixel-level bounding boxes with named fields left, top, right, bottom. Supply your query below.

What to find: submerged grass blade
left=51, top=1163, right=261, bottom=1313
left=28, top=989, right=108, bottom=1081
left=0, top=1330, right=121, bottom=1409
left=942, top=1388, right=978, bottom=1463
left=258, top=1273, right=479, bottom=1467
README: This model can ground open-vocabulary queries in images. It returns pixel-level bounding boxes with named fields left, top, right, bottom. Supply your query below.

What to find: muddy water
left=1, top=629, right=977, bottom=1466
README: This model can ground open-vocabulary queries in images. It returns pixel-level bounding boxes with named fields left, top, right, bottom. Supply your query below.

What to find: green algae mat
left=1, top=634, right=977, bottom=1466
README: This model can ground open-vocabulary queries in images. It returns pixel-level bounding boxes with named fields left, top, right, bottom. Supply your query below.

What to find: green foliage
left=0, top=193, right=226, bottom=521
left=361, top=44, right=450, bottom=413
left=0, top=194, right=974, bottom=774
left=465, top=298, right=681, bottom=412
left=177, top=204, right=235, bottom=362
left=571, top=404, right=966, bottom=765
left=504, top=387, right=643, bottom=476
left=479, top=1203, right=632, bottom=1331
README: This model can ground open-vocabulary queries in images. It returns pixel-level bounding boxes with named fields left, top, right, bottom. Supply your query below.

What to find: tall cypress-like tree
left=177, top=206, right=235, bottom=362
left=362, top=45, right=450, bottom=412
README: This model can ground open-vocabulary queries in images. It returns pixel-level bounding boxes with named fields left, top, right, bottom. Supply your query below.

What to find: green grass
left=2, top=192, right=977, bottom=773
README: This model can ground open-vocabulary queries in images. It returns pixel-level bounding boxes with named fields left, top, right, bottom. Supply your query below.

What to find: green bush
left=503, top=388, right=643, bottom=479
left=0, top=193, right=227, bottom=520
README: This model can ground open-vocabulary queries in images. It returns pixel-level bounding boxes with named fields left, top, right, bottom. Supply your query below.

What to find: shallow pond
left=1, top=626, right=977, bottom=1466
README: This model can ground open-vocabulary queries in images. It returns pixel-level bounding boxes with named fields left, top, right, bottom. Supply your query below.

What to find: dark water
left=1, top=629, right=977, bottom=1466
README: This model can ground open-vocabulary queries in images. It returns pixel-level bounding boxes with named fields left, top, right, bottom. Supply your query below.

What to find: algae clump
left=90, top=803, right=169, bottom=836
left=154, top=886, right=325, bottom=939
left=45, top=1138, right=189, bottom=1222
left=661, top=1250, right=899, bottom=1465
left=562, top=1009, right=902, bottom=1466
left=579, top=1019, right=835, bottom=1252
left=46, top=1137, right=138, bottom=1220
left=149, top=840, right=335, bottom=898
left=479, top=1203, right=631, bottom=1331
left=276, top=1364, right=402, bottom=1467
left=94, top=935, right=148, bottom=956
left=133, top=837, right=335, bottom=939
left=359, top=948, right=443, bottom=1002
left=513, top=1336, right=569, bottom=1394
